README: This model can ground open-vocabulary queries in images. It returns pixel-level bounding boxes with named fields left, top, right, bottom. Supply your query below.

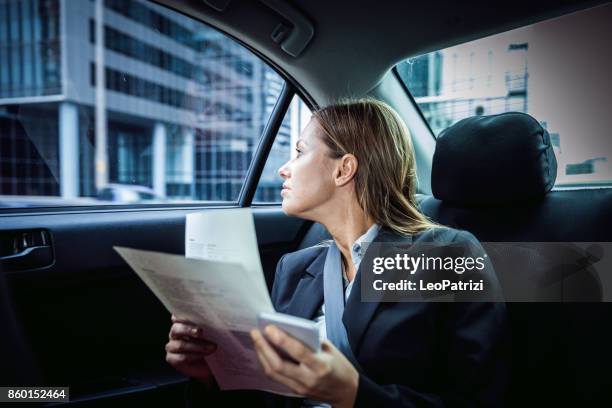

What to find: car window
left=254, top=95, right=311, bottom=203
left=396, top=4, right=612, bottom=188
left=0, top=0, right=288, bottom=208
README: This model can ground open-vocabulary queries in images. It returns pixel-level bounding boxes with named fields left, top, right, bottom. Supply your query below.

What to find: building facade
left=0, top=0, right=301, bottom=203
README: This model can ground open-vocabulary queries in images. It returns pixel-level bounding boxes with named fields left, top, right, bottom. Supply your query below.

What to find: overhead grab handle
left=260, top=0, right=314, bottom=57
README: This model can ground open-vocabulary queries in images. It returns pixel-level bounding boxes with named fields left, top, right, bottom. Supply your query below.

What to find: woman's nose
left=278, top=160, right=290, bottom=179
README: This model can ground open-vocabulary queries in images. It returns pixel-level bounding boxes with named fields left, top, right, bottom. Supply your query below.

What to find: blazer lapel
left=285, top=247, right=326, bottom=320
left=283, top=229, right=413, bottom=355
left=343, top=228, right=413, bottom=355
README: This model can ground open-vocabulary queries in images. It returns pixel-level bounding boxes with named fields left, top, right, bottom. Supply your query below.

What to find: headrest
left=432, top=112, right=557, bottom=206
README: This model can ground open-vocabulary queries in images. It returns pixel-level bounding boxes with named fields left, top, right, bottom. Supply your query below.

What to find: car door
left=0, top=0, right=313, bottom=405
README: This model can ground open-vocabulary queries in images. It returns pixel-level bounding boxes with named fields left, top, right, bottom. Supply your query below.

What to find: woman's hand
left=166, top=315, right=217, bottom=389
left=250, top=325, right=359, bottom=408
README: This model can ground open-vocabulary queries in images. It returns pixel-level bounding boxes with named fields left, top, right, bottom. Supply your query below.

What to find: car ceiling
left=154, top=0, right=606, bottom=106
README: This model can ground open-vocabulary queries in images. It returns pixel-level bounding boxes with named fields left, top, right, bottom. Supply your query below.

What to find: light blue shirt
left=302, top=223, right=381, bottom=408
left=313, top=223, right=381, bottom=344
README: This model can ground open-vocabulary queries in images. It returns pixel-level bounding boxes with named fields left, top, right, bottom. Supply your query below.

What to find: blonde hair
left=312, top=98, right=438, bottom=235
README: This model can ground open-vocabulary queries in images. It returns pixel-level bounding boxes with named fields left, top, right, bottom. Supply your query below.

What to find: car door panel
left=0, top=207, right=307, bottom=404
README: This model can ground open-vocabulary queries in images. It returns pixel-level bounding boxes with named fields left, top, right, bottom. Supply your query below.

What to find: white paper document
left=185, top=208, right=271, bottom=301
left=113, top=209, right=297, bottom=396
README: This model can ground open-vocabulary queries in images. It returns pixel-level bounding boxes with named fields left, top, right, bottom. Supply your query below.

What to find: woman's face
left=278, top=119, right=338, bottom=220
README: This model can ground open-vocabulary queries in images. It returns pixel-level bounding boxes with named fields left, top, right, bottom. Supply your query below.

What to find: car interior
left=1, top=0, right=611, bottom=406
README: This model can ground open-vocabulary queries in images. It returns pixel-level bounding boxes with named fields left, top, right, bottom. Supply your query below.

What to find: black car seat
left=420, top=112, right=612, bottom=407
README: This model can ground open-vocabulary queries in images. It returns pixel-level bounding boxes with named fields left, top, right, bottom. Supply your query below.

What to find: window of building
left=0, top=0, right=292, bottom=208
left=396, top=4, right=612, bottom=187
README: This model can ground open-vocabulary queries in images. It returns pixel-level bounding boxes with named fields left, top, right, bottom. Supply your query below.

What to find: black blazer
left=189, top=226, right=508, bottom=408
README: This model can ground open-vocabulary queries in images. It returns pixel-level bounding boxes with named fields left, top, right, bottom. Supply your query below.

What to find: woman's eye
left=295, top=148, right=303, bottom=156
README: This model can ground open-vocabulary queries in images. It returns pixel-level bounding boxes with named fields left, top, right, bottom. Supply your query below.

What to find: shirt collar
left=353, top=222, right=380, bottom=253
left=349, top=223, right=381, bottom=269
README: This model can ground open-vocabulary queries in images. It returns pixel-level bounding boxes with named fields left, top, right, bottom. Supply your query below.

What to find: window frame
left=392, top=66, right=439, bottom=142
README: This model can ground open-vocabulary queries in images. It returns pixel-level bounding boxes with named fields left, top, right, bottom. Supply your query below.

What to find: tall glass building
left=0, top=0, right=300, bottom=203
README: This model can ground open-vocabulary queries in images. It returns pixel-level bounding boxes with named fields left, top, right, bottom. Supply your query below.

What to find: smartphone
left=257, top=312, right=321, bottom=360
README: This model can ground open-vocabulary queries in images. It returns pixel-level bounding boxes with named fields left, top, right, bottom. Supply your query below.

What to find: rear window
left=396, top=4, right=612, bottom=188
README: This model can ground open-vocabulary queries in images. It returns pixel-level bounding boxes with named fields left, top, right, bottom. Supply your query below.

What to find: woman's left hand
left=251, top=325, right=359, bottom=408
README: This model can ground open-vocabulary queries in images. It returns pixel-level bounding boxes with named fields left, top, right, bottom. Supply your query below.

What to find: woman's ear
left=334, top=154, right=358, bottom=187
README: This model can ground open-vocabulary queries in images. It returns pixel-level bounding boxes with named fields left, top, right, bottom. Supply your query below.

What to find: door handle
left=0, top=230, right=54, bottom=272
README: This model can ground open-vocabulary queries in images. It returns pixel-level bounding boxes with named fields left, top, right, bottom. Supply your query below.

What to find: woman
left=166, top=99, right=508, bottom=407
